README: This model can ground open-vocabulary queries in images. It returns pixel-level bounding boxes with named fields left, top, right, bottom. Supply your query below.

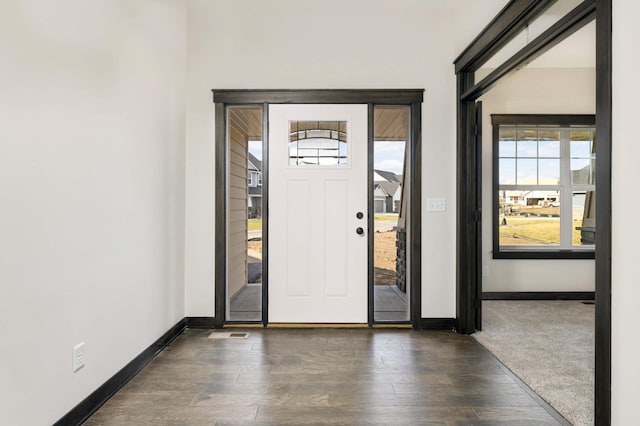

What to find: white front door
left=268, top=104, right=368, bottom=323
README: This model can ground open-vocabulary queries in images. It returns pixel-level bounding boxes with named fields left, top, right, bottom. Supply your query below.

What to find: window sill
left=493, top=249, right=595, bottom=260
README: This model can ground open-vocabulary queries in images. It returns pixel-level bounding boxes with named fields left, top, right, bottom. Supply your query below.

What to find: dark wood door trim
left=367, top=104, right=375, bottom=327
left=594, top=0, right=612, bottom=423
left=261, top=102, right=270, bottom=326
left=454, top=0, right=611, bottom=422
left=213, top=103, right=226, bottom=328
left=409, top=101, right=423, bottom=328
left=474, top=101, right=483, bottom=331
left=213, top=89, right=424, bottom=329
left=456, top=72, right=477, bottom=335
left=213, top=89, right=423, bottom=105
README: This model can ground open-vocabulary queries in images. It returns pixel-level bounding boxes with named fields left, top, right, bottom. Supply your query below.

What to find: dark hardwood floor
left=85, top=328, right=568, bottom=425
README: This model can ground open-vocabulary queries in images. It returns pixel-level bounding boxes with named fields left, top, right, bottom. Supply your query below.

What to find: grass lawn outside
left=499, top=217, right=585, bottom=246
left=374, top=213, right=399, bottom=222
left=248, top=218, right=262, bottom=231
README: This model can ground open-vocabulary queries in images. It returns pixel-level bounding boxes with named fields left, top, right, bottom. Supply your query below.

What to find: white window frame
left=492, top=115, right=595, bottom=259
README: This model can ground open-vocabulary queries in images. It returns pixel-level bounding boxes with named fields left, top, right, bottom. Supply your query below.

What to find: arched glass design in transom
left=288, top=121, right=347, bottom=166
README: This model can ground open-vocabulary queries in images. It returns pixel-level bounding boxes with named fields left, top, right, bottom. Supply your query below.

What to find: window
left=492, top=115, right=595, bottom=259
left=257, top=172, right=262, bottom=186
left=289, top=121, right=347, bottom=166
left=248, top=171, right=254, bottom=186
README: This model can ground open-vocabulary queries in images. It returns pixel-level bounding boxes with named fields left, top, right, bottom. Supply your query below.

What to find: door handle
left=356, top=227, right=364, bottom=235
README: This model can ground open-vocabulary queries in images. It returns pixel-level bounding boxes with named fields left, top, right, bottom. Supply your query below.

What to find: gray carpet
left=473, top=300, right=594, bottom=426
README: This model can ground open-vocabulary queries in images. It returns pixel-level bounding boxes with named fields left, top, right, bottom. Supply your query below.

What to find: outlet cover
left=73, top=342, right=85, bottom=372
left=427, top=198, right=446, bottom=212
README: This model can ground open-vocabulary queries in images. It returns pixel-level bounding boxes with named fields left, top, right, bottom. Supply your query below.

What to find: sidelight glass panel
left=373, top=106, right=409, bottom=322
left=227, top=106, right=263, bottom=322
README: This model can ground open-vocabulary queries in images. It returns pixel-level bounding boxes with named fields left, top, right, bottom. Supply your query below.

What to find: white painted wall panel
left=0, top=1, right=186, bottom=424
left=611, top=0, right=640, bottom=423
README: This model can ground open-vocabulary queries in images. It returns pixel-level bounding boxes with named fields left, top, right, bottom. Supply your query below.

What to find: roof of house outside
left=377, top=181, right=400, bottom=197
left=374, top=169, right=401, bottom=183
left=248, top=152, right=262, bottom=172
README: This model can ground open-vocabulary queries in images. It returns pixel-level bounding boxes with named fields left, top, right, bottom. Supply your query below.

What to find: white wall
left=0, top=1, right=187, bottom=424
left=184, top=0, right=508, bottom=319
left=479, top=68, right=596, bottom=292
left=612, top=0, right=640, bottom=423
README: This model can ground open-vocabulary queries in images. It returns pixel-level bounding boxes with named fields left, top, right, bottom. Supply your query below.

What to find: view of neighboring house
left=246, top=162, right=401, bottom=216
left=248, top=152, right=262, bottom=218
left=500, top=190, right=560, bottom=207
left=374, top=169, right=402, bottom=213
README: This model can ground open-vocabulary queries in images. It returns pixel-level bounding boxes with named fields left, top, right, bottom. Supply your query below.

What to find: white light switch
left=73, top=342, right=85, bottom=372
left=427, top=198, right=446, bottom=212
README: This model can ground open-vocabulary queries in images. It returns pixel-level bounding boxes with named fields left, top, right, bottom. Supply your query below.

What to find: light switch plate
left=73, top=342, right=85, bottom=372
left=427, top=198, right=446, bottom=212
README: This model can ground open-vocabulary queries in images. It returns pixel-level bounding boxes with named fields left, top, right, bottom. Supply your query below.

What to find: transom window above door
left=288, top=121, right=348, bottom=166
left=492, top=114, right=595, bottom=259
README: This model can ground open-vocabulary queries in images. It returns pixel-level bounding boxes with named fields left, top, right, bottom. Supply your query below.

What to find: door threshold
left=372, top=323, right=412, bottom=329
left=267, top=323, right=369, bottom=329
left=224, top=323, right=265, bottom=328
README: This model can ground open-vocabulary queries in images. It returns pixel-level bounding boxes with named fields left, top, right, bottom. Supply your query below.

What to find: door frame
left=213, top=90, right=424, bottom=328
left=453, top=0, right=611, bottom=423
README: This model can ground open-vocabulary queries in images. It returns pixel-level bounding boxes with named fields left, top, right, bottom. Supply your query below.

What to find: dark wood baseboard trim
left=54, top=318, right=186, bottom=426
left=417, top=318, right=457, bottom=330
left=185, top=316, right=223, bottom=329
left=483, top=291, right=595, bottom=301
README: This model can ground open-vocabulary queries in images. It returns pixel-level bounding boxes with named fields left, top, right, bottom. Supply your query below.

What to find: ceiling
left=478, top=1, right=595, bottom=73
left=528, top=20, right=595, bottom=68
left=228, top=106, right=409, bottom=141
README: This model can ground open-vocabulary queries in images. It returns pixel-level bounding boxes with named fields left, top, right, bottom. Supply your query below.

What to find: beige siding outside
left=228, top=126, right=248, bottom=299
